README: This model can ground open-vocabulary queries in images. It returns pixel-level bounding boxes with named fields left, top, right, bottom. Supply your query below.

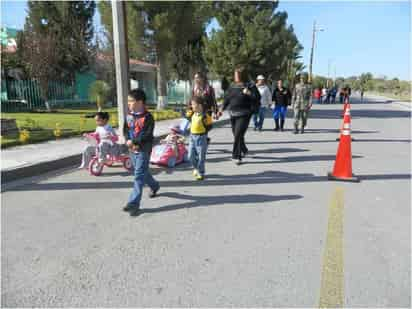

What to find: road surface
left=2, top=95, right=410, bottom=307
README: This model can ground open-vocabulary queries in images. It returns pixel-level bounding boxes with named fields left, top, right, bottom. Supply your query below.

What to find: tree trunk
left=156, top=51, right=168, bottom=110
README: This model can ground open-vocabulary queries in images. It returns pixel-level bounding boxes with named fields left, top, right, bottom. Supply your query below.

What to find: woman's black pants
left=230, top=115, right=251, bottom=160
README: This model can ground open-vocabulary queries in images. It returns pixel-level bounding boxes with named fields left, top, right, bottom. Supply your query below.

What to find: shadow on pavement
left=6, top=170, right=410, bottom=192
left=210, top=138, right=411, bottom=145
left=139, top=192, right=303, bottom=214
left=309, top=108, right=411, bottom=119
left=302, top=128, right=379, bottom=135
left=204, top=153, right=363, bottom=165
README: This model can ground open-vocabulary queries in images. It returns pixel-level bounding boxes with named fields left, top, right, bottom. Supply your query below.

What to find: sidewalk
left=363, top=93, right=411, bottom=110
left=1, top=113, right=230, bottom=183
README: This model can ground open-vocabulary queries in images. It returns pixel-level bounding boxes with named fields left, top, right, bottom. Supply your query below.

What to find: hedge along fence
left=1, top=79, right=78, bottom=112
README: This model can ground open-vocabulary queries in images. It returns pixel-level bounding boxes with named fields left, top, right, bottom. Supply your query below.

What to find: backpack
left=202, top=112, right=213, bottom=133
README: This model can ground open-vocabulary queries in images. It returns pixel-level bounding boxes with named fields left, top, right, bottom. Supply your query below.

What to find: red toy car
left=150, top=142, right=188, bottom=168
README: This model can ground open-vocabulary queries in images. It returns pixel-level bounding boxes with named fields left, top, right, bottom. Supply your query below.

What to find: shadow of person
left=139, top=192, right=303, bottom=215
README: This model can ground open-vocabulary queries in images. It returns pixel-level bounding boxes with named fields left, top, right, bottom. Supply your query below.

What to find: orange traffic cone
left=336, top=97, right=355, bottom=142
left=328, top=104, right=360, bottom=182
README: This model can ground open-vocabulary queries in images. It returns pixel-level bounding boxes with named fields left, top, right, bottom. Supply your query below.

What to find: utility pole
left=308, top=20, right=324, bottom=84
left=327, top=59, right=333, bottom=88
left=112, top=0, right=130, bottom=141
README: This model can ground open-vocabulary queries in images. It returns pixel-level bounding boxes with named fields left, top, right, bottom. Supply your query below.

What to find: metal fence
left=1, top=79, right=76, bottom=112
left=1, top=79, right=223, bottom=112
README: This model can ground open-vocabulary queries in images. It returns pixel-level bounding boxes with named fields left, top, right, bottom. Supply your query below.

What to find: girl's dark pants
left=230, top=114, right=251, bottom=160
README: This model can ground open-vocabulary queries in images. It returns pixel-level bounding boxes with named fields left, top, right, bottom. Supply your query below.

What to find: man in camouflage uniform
left=292, top=75, right=312, bottom=134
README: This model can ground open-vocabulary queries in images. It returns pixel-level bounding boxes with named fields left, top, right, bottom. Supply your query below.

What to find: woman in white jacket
left=253, top=75, right=272, bottom=131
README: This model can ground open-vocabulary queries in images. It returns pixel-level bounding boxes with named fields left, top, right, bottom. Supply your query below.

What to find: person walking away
left=293, top=75, right=312, bottom=134
left=272, top=80, right=292, bottom=131
left=360, top=88, right=364, bottom=103
left=221, top=76, right=230, bottom=96
left=253, top=75, right=272, bottom=131
left=321, top=86, right=327, bottom=103
left=314, top=87, right=321, bottom=104
left=123, top=89, right=160, bottom=217
left=331, top=86, right=337, bottom=103
left=186, top=96, right=212, bottom=180
left=325, top=87, right=332, bottom=104
left=222, top=67, right=261, bottom=165
left=339, top=87, right=345, bottom=104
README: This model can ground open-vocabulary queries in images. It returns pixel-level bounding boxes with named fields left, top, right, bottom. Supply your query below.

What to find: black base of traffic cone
left=336, top=137, right=355, bottom=142
left=327, top=172, right=360, bottom=183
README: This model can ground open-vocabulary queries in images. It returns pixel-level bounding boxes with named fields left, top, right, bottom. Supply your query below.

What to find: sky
left=1, top=0, right=411, bottom=80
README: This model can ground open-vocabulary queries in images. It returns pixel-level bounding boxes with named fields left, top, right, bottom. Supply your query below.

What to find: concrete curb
left=1, top=118, right=231, bottom=184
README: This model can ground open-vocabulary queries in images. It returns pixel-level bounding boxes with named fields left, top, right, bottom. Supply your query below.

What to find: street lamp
left=308, top=20, right=324, bottom=83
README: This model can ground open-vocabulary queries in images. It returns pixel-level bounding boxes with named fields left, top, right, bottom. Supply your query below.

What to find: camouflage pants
left=294, top=109, right=309, bottom=129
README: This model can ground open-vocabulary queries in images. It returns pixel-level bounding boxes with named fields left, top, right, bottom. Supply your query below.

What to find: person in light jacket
left=253, top=75, right=272, bottom=131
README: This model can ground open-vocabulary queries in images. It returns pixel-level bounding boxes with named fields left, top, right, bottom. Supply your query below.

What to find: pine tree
left=24, top=1, right=96, bottom=82
left=98, top=1, right=212, bottom=109
left=203, top=1, right=302, bottom=83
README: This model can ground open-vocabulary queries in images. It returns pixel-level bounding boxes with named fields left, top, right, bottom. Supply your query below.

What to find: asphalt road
left=2, top=95, right=410, bottom=307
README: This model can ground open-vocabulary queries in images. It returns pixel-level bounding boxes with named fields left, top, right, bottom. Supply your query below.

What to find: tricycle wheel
left=123, top=157, right=133, bottom=171
left=89, top=158, right=103, bottom=176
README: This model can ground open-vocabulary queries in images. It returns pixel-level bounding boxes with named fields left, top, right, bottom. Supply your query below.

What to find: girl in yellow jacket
left=186, top=96, right=213, bottom=180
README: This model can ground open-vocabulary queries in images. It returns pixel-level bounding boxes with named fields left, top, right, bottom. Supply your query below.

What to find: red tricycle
left=83, top=132, right=133, bottom=176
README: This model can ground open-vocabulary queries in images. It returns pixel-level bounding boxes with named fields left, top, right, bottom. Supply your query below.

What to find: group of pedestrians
left=121, top=68, right=313, bottom=216
left=313, top=85, right=351, bottom=104
left=313, top=86, right=338, bottom=104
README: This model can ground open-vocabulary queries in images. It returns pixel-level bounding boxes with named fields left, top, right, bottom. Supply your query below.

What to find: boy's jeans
left=253, top=106, right=266, bottom=130
left=128, top=151, right=159, bottom=208
left=189, top=134, right=207, bottom=176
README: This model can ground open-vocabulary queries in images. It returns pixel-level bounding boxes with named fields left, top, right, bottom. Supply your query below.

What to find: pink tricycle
left=150, top=142, right=188, bottom=168
left=83, top=132, right=133, bottom=176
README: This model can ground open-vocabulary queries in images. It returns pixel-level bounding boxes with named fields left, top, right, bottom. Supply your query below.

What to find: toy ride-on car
left=150, top=142, right=188, bottom=168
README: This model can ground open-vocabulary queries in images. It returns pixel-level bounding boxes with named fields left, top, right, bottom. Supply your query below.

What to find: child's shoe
left=193, top=169, right=199, bottom=177
left=196, top=174, right=204, bottom=181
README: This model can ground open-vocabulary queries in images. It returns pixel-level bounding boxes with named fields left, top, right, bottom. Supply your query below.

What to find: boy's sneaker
left=129, top=208, right=142, bottom=217
left=149, top=186, right=160, bottom=198
left=193, top=169, right=199, bottom=177
left=196, top=174, right=204, bottom=181
left=235, top=159, right=242, bottom=165
left=123, top=204, right=135, bottom=212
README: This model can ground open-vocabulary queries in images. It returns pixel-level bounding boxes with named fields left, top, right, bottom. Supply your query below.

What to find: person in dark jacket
left=122, top=88, right=159, bottom=217
left=222, top=67, right=261, bottom=165
left=272, top=80, right=292, bottom=131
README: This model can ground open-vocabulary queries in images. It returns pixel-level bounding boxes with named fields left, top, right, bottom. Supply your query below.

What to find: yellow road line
left=319, top=187, right=345, bottom=308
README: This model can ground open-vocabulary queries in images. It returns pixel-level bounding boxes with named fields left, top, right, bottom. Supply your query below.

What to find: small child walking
left=123, top=89, right=160, bottom=217
left=186, top=96, right=212, bottom=180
